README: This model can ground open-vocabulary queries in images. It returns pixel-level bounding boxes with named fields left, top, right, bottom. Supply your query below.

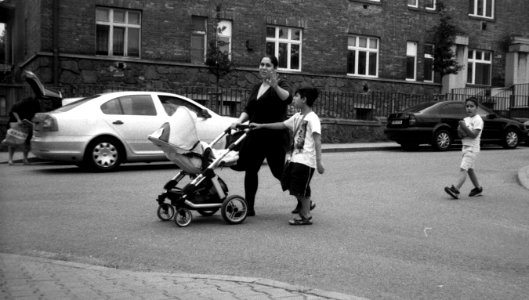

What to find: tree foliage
left=431, top=3, right=463, bottom=77
left=205, top=36, right=232, bottom=79
left=205, top=6, right=233, bottom=81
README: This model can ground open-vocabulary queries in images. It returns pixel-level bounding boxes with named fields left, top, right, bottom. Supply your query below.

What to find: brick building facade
left=2, top=0, right=529, bottom=108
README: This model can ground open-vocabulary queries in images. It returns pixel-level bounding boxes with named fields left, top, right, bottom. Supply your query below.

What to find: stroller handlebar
left=225, top=124, right=251, bottom=134
left=235, top=124, right=250, bottom=130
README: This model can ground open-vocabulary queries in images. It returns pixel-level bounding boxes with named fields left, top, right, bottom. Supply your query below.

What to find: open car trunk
left=23, top=70, right=63, bottom=112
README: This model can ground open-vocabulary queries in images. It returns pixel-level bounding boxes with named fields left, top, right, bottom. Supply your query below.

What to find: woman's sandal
left=288, top=216, right=312, bottom=225
left=291, top=201, right=316, bottom=214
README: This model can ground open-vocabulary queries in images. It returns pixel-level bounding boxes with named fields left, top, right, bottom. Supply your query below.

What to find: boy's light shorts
left=460, top=149, right=478, bottom=171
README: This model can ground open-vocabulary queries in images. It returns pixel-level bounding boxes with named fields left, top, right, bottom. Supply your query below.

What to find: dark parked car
left=384, top=101, right=528, bottom=151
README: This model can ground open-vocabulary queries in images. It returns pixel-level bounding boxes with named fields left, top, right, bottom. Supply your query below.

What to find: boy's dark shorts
left=288, top=162, right=315, bottom=198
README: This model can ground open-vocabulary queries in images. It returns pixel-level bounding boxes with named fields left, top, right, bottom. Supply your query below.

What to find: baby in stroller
left=148, top=106, right=248, bottom=227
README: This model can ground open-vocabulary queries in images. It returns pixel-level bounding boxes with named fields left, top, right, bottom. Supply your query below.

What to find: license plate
left=391, top=120, right=403, bottom=125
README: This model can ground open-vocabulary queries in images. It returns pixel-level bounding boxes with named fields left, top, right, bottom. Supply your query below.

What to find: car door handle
left=112, top=120, right=124, bottom=125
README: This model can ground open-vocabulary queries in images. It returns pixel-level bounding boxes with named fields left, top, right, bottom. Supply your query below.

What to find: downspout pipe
left=52, top=0, right=59, bottom=85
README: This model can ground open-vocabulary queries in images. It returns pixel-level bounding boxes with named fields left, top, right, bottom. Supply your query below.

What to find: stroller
left=148, top=106, right=249, bottom=227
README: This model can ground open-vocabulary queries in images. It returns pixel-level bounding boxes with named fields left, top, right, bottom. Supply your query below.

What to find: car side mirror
left=487, top=113, right=497, bottom=119
left=199, top=109, right=211, bottom=119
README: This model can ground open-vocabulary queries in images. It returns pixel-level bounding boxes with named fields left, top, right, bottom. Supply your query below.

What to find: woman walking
left=231, top=55, right=292, bottom=216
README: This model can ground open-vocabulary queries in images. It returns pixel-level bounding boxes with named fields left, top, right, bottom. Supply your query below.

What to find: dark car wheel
left=433, top=129, right=452, bottom=151
left=83, top=137, right=124, bottom=172
left=502, top=128, right=519, bottom=149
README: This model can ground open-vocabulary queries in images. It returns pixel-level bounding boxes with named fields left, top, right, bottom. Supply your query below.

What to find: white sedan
left=31, top=91, right=237, bottom=171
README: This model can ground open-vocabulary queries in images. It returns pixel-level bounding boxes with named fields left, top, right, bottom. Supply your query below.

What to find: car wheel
left=502, top=128, right=519, bottom=149
left=433, top=129, right=452, bottom=151
left=84, top=137, right=124, bottom=172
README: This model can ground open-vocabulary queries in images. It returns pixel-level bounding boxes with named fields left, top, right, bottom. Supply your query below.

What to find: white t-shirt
left=283, top=111, right=321, bottom=168
left=462, top=114, right=484, bottom=152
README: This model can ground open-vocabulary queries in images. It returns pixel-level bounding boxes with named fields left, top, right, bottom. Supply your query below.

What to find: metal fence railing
left=513, top=83, right=529, bottom=108
left=312, top=91, right=437, bottom=120
left=450, top=83, right=529, bottom=117
left=24, top=83, right=529, bottom=120
left=47, top=84, right=439, bottom=120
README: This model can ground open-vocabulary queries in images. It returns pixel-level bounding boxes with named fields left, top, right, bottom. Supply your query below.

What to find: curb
left=322, top=145, right=400, bottom=153
left=0, top=157, right=45, bottom=165
left=517, top=165, right=529, bottom=191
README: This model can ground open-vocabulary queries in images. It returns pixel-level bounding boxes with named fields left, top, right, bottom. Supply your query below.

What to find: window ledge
left=277, top=69, right=302, bottom=73
left=466, top=84, right=492, bottom=88
left=468, top=14, right=495, bottom=22
left=348, top=0, right=382, bottom=6
left=347, top=74, right=378, bottom=79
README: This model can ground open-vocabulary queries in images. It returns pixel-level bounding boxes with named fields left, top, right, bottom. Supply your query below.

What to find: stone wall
left=321, top=119, right=387, bottom=143
left=24, top=54, right=442, bottom=97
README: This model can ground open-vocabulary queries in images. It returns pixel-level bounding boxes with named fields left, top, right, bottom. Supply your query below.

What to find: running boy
left=444, top=97, right=484, bottom=199
left=251, top=86, right=324, bottom=225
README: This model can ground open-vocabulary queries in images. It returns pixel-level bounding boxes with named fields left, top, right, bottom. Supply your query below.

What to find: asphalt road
left=1, top=147, right=528, bottom=299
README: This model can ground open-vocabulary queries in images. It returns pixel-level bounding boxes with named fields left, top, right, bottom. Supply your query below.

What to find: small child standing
left=444, top=97, right=484, bottom=199
left=251, top=86, right=325, bottom=225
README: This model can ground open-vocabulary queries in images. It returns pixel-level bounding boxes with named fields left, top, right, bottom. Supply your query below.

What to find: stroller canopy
left=149, top=105, right=240, bottom=173
left=148, top=106, right=202, bottom=155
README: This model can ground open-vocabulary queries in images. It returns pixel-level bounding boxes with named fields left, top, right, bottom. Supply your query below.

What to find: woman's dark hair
left=466, top=97, right=479, bottom=106
left=262, top=55, right=279, bottom=68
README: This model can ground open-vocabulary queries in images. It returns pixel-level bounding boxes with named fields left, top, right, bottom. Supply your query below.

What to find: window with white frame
left=191, top=16, right=207, bottom=63
left=347, top=35, right=379, bottom=77
left=408, top=0, right=418, bottom=8
left=469, top=0, right=494, bottom=19
left=423, top=44, right=435, bottom=82
left=216, top=20, right=232, bottom=59
left=425, top=0, right=436, bottom=10
left=406, top=41, right=417, bottom=81
left=266, top=26, right=302, bottom=71
left=96, top=7, right=141, bottom=57
left=467, top=50, right=492, bottom=85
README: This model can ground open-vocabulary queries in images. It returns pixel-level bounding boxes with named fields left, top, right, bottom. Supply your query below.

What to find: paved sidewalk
left=0, top=253, right=364, bottom=300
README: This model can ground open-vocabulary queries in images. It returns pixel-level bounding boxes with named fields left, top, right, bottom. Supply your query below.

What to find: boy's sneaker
left=469, top=187, right=483, bottom=197
left=444, top=185, right=460, bottom=199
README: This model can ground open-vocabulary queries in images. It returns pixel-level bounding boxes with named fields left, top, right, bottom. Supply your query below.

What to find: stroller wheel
left=174, top=208, right=192, bottom=227
left=157, top=204, right=174, bottom=221
left=197, top=208, right=219, bottom=216
left=221, top=195, right=247, bottom=225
